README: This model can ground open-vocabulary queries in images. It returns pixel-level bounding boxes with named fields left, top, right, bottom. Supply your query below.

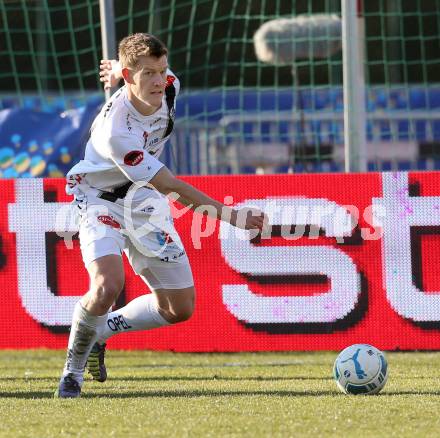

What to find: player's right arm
left=100, top=59, right=122, bottom=89
left=150, top=167, right=268, bottom=231
left=107, top=136, right=267, bottom=231
left=105, top=121, right=267, bottom=230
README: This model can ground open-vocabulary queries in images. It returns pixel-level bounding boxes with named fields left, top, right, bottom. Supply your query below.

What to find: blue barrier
left=0, top=87, right=439, bottom=177
left=0, top=96, right=102, bottom=178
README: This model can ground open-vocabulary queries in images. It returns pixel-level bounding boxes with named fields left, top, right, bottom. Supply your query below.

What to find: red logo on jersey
left=166, top=75, right=176, bottom=87
left=97, top=215, right=121, bottom=229
left=124, top=150, right=144, bottom=166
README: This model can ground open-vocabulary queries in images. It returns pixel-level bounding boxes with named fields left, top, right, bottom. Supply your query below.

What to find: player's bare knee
left=155, top=286, right=195, bottom=324
left=159, top=302, right=194, bottom=324
left=90, top=276, right=123, bottom=309
left=174, top=303, right=194, bottom=323
left=162, top=310, right=192, bottom=324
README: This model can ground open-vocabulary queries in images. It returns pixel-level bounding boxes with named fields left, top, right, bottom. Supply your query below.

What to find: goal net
left=0, top=0, right=439, bottom=174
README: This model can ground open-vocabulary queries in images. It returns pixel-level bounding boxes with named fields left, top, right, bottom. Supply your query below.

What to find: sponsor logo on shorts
left=156, top=231, right=174, bottom=246
left=66, top=173, right=84, bottom=188
left=160, top=251, right=185, bottom=263
left=139, top=205, right=155, bottom=214
left=124, top=150, right=144, bottom=166
left=97, top=215, right=121, bottom=229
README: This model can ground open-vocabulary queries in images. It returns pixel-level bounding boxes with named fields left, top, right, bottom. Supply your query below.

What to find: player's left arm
left=150, top=166, right=267, bottom=231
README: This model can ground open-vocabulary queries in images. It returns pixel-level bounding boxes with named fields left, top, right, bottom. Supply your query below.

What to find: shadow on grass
left=80, top=389, right=440, bottom=398
left=0, top=391, right=55, bottom=399
left=83, top=389, right=339, bottom=399
left=0, top=376, right=332, bottom=382
left=113, top=376, right=333, bottom=382
left=381, top=390, right=440, bottom=396
left=112, top=362, right=321, bottom=370
left=0, top=389, right=337, bottom=399
left=3, top=389, right=440, bottom=399
left=0, top=377, right=55, bottom=382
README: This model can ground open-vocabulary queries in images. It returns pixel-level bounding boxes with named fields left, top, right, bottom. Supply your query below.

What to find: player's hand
left=231, top=207, right=269, bottom=232
left=99, top=59, right=121, bottom=89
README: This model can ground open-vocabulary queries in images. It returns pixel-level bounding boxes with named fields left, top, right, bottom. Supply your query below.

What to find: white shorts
left=73, top=184, right=194, bottom=291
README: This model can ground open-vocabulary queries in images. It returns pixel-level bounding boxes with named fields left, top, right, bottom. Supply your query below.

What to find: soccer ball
left=333, top=344, right=388, bottom=395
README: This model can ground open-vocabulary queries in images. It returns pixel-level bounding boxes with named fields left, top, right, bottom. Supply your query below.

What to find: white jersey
left=67, top=69, right=179, bottom=193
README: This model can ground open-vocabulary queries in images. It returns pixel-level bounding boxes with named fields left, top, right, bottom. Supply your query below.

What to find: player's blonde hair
left=118, top=33, right=168, bottom=69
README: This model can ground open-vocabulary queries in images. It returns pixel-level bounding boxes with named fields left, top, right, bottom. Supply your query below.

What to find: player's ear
left=121, top=67, right=134, bottom=84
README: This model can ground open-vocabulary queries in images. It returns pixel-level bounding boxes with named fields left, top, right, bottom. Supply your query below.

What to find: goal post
left=342, top=0, right=367, bottom=172
left=99, top=0, right=117, bottom=101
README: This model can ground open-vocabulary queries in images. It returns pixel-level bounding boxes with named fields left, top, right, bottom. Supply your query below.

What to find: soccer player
left=55, top=33, right=266, bottom=398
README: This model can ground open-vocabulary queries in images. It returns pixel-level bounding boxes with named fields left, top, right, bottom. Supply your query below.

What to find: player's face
left=131, top=55, right=168, bottom=109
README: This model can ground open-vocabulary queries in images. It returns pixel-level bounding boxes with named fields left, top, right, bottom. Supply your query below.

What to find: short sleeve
left=107, top=136, right=164, bottom=184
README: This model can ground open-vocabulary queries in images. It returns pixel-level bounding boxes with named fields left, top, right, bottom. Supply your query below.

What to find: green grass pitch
left=1, top=350, right=440, bottom=437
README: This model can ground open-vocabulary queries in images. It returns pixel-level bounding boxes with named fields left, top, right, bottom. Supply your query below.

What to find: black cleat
left=54, top=373, right=81, bottom=398
left=86, top=342, right=107, bottom=382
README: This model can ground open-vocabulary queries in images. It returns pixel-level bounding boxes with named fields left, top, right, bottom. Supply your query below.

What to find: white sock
left=98, top=294, right=170, bottom=343
left=62, top=301, right=108, bottom=384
